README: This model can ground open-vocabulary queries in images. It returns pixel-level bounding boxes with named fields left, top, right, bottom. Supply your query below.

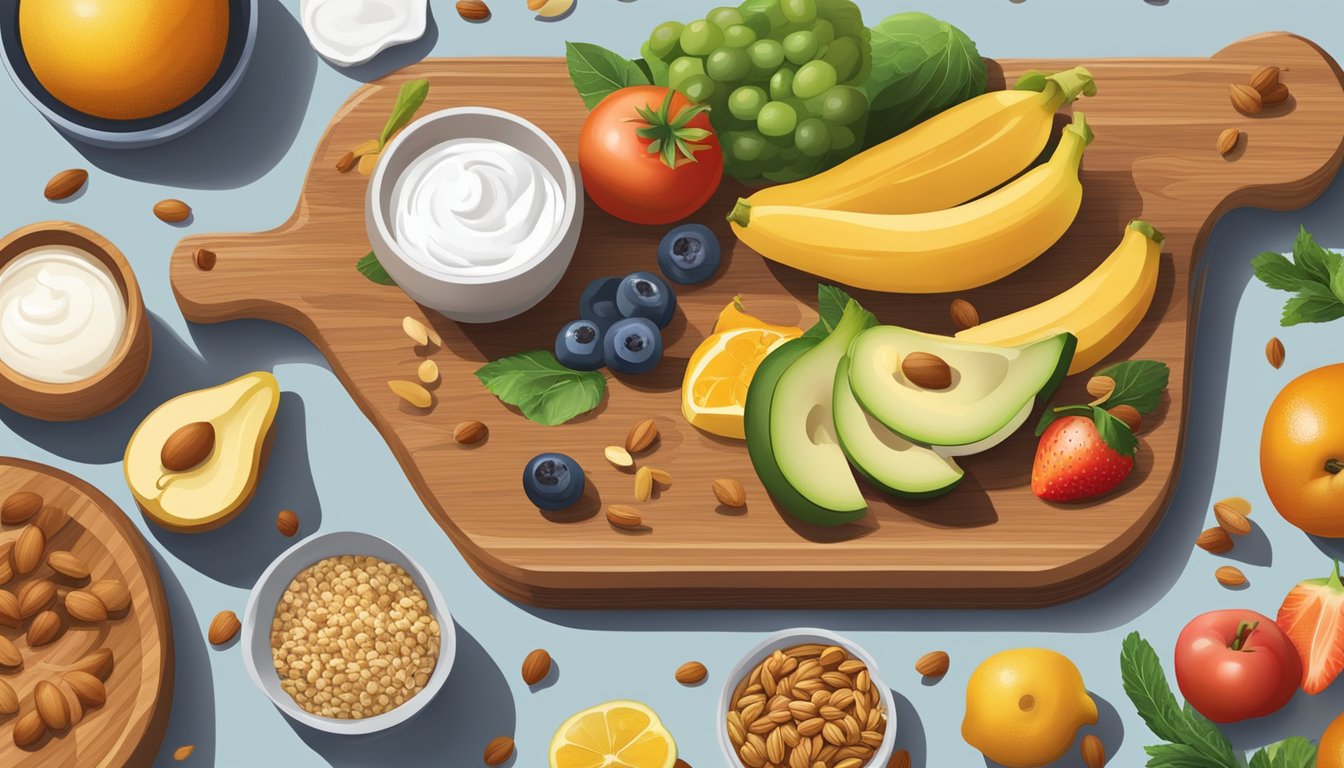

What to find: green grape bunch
left=642, top=0, right=872, bottom=183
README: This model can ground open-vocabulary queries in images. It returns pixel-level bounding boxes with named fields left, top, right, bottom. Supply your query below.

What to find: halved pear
left=125, top=372, right=280, bottom=532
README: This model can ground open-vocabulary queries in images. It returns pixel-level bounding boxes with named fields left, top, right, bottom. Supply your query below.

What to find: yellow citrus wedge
left=682, top=297, right=802, bottom=439
left=549, top=700, right=677, bottom=768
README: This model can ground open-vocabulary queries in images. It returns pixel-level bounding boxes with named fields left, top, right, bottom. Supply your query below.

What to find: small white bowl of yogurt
left=300, top=0, right=428, bottom=68
left=0, top=222, right=152, bottom=421
left=366, top=107, right=583, bottom=324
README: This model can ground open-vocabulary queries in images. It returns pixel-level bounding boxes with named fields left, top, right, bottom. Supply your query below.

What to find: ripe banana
left=957, top=220, right=1164, bottom=374
left=728, top=112, right=1094, bottom=294
left=742, top=67, right=1095, bottom=215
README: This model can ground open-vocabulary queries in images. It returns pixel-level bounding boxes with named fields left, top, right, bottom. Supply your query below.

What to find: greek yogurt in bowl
left=300, top=0, right=427, bottom=68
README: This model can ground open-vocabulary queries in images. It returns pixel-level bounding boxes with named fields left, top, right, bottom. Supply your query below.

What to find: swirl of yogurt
left=391, top=138, right=565, bottom=277
left=0, top=246, right=127, bottom=384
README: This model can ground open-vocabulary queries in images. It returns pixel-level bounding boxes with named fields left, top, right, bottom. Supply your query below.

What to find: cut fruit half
left=682, top=306, right=801, bottom=440
left=549, top=700, right=678, bottom=768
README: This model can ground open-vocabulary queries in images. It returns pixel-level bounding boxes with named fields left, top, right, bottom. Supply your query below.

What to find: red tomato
left=579, top=86, right=723, bottom=226
left=1174, top=609, right=1301, bottom=723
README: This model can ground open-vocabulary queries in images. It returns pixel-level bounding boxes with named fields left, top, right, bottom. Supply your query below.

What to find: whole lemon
left=1321, top=711, right=1344, bottom=768
left=962, top=648, right=1098, bottom=768
left=20, top=0, right=230, bottom=120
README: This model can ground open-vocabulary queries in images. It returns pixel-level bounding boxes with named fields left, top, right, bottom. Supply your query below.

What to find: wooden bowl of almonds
left=717, top=629, right=896, bottom=768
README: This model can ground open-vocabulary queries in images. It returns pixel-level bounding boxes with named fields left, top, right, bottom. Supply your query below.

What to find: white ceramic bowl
left=366, top=107, right=584, bottom=324
left=300, top=0, right=428, bottom=68
left=242, top=531, right=456, bottom=735
left=717, top=629, right=897, bottom=768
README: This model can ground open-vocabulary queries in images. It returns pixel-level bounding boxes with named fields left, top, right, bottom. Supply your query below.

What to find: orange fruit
left=681, top=297, right=801, bottom=439
left=1321, top=710, right=1344, bottom=768
left=549, top=700, right=677, bottom=768
left=20, top=0, right=230, bottom=120
left=1261, top=364, right=1344, bottom=537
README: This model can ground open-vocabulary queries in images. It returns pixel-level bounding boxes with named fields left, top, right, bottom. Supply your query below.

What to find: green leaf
left=802, top=284, right=857, bottom=339
left=475, top=351, right=606, bottom=426
left=1143, top=743, right=1229, bottom=768
left=638, top=41, right=670, bottom=86
left=1254, top=737, right=1317, bottom=768
left=565, top=42, right=649, bottom=110
left=1035, top=403, right=1092, bottom=437
left=1092, top=406, right=1138, bottom=457
left=1252, top=251, right=1313, bottom=292
left=379, top=79, right=429, bottom=148
left=356, top=252, right=396, bottom=286
left=863, top=12, right=986, bottom=145
left=1176, top=703, right=1240, bottom=767
left=1248, top=751, right=1273, bottom=768
left=1281, top=282, right=1344, bottom=326
left=1331, top=255, right=1344, bottom=304
left=1096, top=360, right=1170, bottom=414
left=1121, top=633, right=1238, bottom=767
left=1292, top=225, right=1341, bottom=284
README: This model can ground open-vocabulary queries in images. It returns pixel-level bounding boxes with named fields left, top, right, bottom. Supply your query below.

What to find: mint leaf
left=356, top=252, right=396, bottom=286
left=1097, top=360, right=1169, bottom=414
left=1092, top=406, right=1138, bottom=457
left=475, top=351, right=606, bottom=426
left=1252, top=251, right=1313, bottom=292
left=1256, top=737, right=1317, bottom=768
left=1292, top=225, right=1341, bottom=284
left=1176, top=703, right=1240, bottom=766
left=565, top=42, right=649, bottom=110
left=1144, top=743, right=1227, bottom=767
left=1282, top=282, right=1344, bottom=326
left=802, top=284, right=858, bottom=339
left=380, top=79, right=429, bottom=148
left=1331, top=255, right=1344, bottom=304
left=1122, top=633, right=1238, bottom=767
left=1248, top=751, right=1273, bottom=768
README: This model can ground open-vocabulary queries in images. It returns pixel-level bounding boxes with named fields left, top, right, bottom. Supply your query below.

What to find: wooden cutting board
left=170, top=34, right=1344, bottom=609
left=0, top=458, right=171, bottom=767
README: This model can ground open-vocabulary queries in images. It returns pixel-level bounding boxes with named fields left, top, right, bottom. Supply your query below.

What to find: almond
left=35, top=680, right=68, bottom=730
left=1261, top=82, right=1290, bottom=105
left=417, top=359, right=439, bottom=385
left=72, top=648, right=114, bottom=680
left=713, top=478, right=747, bottom=508
left=1108, top=404, right=1143, bottom=434
left=457, top=0, right=491, bottom=21
left=2, top=491, right=42, bottom=524
left=949, top=298, right=979, bottom=330
left=521, top=648, right=552, bottom=685
left=0, top=635, right=20, bottom=667
left=606, top=504, right=643, bottom=529
left=28, top=610, right=61, bottom=646
left=648, top=467, right=672, bottom=486
left=1266, top=337, right=1285, bottom=369
left=193, top=247, right=217, bottom=271
left=63, top=671, right=106, bottom=708
left=626, top=418, right=659, bottom=454
left=453, top=420, right=488, bottom=445
left=162, top=421, right=215, bottom=472
left=0, top=679, right=16, bottom=714
left=675, top=661, right=708, bottom=685
left=1230, top=83, right=1263, bottom=114
left=276, top=509, right=299, bottom=537
left=1216, top=496, right=1253, bottom=516
left=402, top=315, right=431, bottom=346
left=0, top=590, right=18, bottom=628
left=335, top=150, right=358, bottom=173
left=604, top=445, right=634, bottom=468
left=902, top=351, right=952, bottom=390
left=1215, top=504, right=1252, bottom=536
left=1081, top=734, right=1105, bottom=768
left=209, top=610, right=241, bottom=645
left=915, top=650, right=950, bottom=678
left=153, top=199, right=192, bottom=223
left=358, top=152, right=381, bottom=176
left=1250, top=65, right=1280, bottom=94
left=66, top=590, right=109, bottom=622
left=1196, top=527, right=1234, bottom=555
left=0, top=551, right=10, bottom=586
left=1216, top=565, right=1247, bottom=587
left=89, top=579, right=131, bottom=613
left=389, top=379, right=433, bottom=409
left=1217, top=127, right=1240, bottom=156
left=14, top=525, right=44, bottom=575
left=1086, top=375, right=1116, bottom=404
left=47, top=550, right=90, bottom=580
left=483, top=735, right=514, bottom=765
left=44, top=168, right=88, bottom=200
left=18, top=579, right=55, bottom=617
left=174, top=745, right=196, bottom=761
left=60, top=681, right=84, bottom=726
left=13, top=710, right=45, bottom=747
left=634, top=466, right=654, bottom=501
left=889, top=750, right=912, bottom=768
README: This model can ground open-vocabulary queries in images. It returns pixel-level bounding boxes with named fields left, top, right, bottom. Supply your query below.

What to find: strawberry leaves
left=1037, top=360, right=1169, bottom=456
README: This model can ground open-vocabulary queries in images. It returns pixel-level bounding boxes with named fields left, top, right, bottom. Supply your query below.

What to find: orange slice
left=549, top=700, right=677, bottom=768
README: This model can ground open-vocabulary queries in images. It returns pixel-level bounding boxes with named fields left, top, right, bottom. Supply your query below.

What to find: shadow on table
left=290, top=624, right=516, bottom=768
left=70, top=0, right=317, bottom=190
left=151, top=549, right=217, bottom=766
left=984, top=692, right=1123, bottom=768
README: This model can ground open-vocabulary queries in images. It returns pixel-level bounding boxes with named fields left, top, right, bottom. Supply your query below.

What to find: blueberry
left=615, top=272, right=677, bottom=328
left=555, top=319, right=605, bottom=370
left=603, top=317, right=663, bottom=374
left=522, top=452, right=585, bottom=510
left=578, top=277, right=623, bottom=332
left=658, top=224, right=721, bottom=284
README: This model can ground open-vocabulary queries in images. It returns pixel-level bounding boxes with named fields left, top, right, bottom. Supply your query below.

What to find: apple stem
left=1231, top=620, right=1259, bottom=652
left=1327, top=459, right=1343, bottom=475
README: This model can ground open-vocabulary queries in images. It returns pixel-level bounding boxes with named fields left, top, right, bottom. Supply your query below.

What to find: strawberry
left=1277, top=561, right=1344, bottom=695
left=1032, top=414, right=1136, bottom=502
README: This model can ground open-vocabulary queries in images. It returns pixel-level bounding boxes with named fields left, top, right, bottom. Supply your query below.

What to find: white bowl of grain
left=717, top=629, right=897, bottom=768
left=242, top=531, right=456, bottom=735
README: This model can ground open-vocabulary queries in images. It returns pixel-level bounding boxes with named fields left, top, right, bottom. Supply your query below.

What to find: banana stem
left=727, top=199, right=753, bottom=228
left=1128, top=220, right=1166, bottom=246
left=1015, top=66, right=1098, bottom=106
left=1052, top=112, right=1094, bottom=167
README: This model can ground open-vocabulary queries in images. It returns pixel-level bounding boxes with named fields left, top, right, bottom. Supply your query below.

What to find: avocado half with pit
left=847, top=326, right=1075, bottom=449
left=745, top=301, right=874, bottom=527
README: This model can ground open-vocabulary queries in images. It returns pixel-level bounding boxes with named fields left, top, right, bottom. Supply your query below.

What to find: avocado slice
left=833, top=357, right=964, bottom=498
left=745, top=301, right=874, bottom=526
left=848, top=327, right=1075, bottom=448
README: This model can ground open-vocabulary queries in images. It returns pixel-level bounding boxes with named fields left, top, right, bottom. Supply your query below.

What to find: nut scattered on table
left=402, top=316, right=432, bottom=346
left=389, top=379, right=433, bottom=409
left=949, top=298, right=979, bottom=330
left=713, top=478, right=747, bottom=508
left=1261, top=82, right=1290, bottom=105
left=635, top=466, right=654, bottom=501
left=173, top=745, right=196, bottom=761
left=915, top=650, right=950, bottom=678
left=522, top=648, right=552, bottom=685
left=194, top=247, right=218, bottom=272
left=605, top=445, right=634, bottom=468
left=1250, top=65, right=1280, bottom=93
left=44, top=168, right=88, bottom=200
left=626, top=418, right=659, bottom=454
left=675, top=660, right=708, bottom=685
left=1081, top=734, right=1105, bottom=768
left=1216, top=565, right=1247, bottom=588
left=1196, top=527, right=1234, bottom=555
left=528, top=0, right=574, bottom=18
left=1266, top=337, right=1286, bottom=369
left=483, top=735, right=514, bottom=765
left=1086, top=375, right=1116, bottom=405
left=335, top=150, right=358, bottom=173
left=153, top=199, right=192, bottom=223
left=453, top=420, right=488, bottom=445
left=417, top=359, right=439, bottom=385
left=209, top=610, right=241, bottom=645
left=2, top=491, right=42, bottom=524
left=277, top=509, right=299, bottom=537
left=606, top=504, right=643, bottom=529
left=457, top=0, right=491, bottom=22
left=1214, top=503, right=1252, bottom=536
left=888, top=750, right=912, bottom=768
left=1108, top=404, right=1142, bottom=434
left=1217, top=128, right=1240, bottom=156
left=1229, top=83, right=1263, bottom=115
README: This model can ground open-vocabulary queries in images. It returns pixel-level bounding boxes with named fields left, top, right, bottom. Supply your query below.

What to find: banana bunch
left=729, top=67, right=1098, bottom=294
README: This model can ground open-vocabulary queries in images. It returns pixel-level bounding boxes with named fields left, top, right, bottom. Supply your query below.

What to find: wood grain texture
left=170, top=35, right=1344, bottom=609
left=0, top=222, right=152, bottom=421
left=0, top=458, right=172, bottom=767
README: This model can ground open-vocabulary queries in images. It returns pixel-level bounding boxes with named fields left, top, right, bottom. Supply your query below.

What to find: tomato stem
left=1327, top=459, right=1343, bottom=475
left=632, top=90, right=713, bottom=170
left=1230, top=620, right=1259, bottom=652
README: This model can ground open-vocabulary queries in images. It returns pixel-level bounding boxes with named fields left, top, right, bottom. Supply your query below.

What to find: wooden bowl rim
left=0, top=221, right=150, bottom=400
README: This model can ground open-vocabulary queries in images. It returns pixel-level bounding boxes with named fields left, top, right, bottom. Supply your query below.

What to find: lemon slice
left=549, top=700, right=677, bottom=768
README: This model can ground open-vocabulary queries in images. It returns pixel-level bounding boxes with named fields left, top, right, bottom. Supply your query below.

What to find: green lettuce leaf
left=476, top=351, right=606, bottom=426
left=863, top=12, right=986, bottom=146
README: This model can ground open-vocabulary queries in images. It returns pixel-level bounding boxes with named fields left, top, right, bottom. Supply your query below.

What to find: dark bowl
left=0, top=0, right=258, bottom=148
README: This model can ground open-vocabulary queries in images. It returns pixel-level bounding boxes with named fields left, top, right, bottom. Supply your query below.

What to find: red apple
left=1174, top=609, right=1300, bottom=723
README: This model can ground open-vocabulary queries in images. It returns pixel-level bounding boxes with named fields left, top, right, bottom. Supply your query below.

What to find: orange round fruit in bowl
left=19, top=0, right=230, bottom=121
left=1261, top=363, right=1344, bottom=537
